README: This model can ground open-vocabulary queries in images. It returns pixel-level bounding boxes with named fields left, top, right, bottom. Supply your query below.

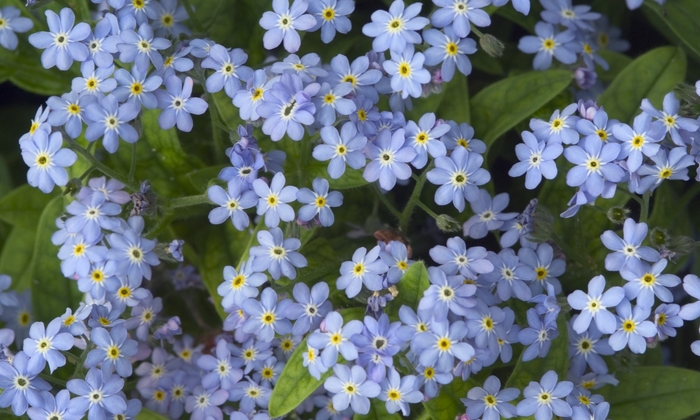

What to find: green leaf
left=29, top=195, right=81, bottom=322
left=598, top=46, right=687, bottom=124
left=136, top=407, right=171, bottom=420
left=354, top=398, right=401, bottom=420
left=643, top=0, right=700, bottom=63
left=437, top=75, right=471, bottom=124
left=597, top=50, right=633, bottom=83
left=598, top=366, right=700, bottom=420
left=0, top=46, right=77, bottom=96
left=386, top=261, right=429, bottom=318
left=470, top=70, right=573, bottom=149
left=0, top=185, right=58, bottom=229
left=141, top=109, right=203, bottom=176
left=0, top=226, right=36, bottom=290
left=306, top=161, right=368, bottom=190
left=505, top=312, right=569, bottom=391
left=195, top=225, right=233, bottom=321
left=423, top=377, right=478, bottom=420
left=269, top=307, right=365, bottom=418
left=0, top=154, right=12, bottom=198
left=211, top=90, right=242, bottom=131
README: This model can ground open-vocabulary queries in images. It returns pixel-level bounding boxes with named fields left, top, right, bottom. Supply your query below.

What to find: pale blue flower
left=383, top=47, right=431, bottom=99
left=600, top=218, right=660, bottom=273
left=418, top=267, right=476, bottom=320
left=518, top=308, right=559, bottom=361
left=218, top=261, right=267, bottom=310
left=242, top=287, right=293, bottom=342
left=0, top=6, right=33, bottom=50
left=428, top=146, right=491, bottom=211
left=23, top=318, right=74, bottom=373
left=117, top=23, right=171, bottom=72
left=378, top=368, right=423, bottom=415
left=463, top=190, right=518, bottom=239
left=563, top=136, right=625, bottom=197
left=20, top=130, right=77, bottom=193
left=324, top=364, right=381, bottom=415
left=308, top=0, right=354, bottom=43
left=516, top=370, right=573, bottom=420
left=620, top=259, right=680, bottom=308
left=84, top=93, right=140, bottom=153
left=431, top=0, right=491, bottom=37
left=568, top=316, right=614, bottom=376
left=567, top=275, right=624, bottom=334
left=250, top=227, right=307, bottom=280
left=509, top=131, right=563, bottom=189
left=253, top=172, right=298, bottom=228
left=518, top=22, right=577, bottom=70
left=423, top=27, right=477, bottom=82
left=46, top=91, right=96, bottom=138
left=297, top=177, right=343, bottom=227
left=363, top=128, right=416, bottom=190
left=608, top=300, right=656, bottom=353
left=410, top=319, right=474, bottom=372
left=308, top=311, right=363, bottom=367
left=362, top=0, right=428, bottom=53
left=154, top=75, right=209, bottom=132
left=611, top=112, right=665, bottom=172
left=28, top=8, right=90, bottom=70
left=462, top=375, right=519, bottom=420
left=67, top=368, right=127, bottom=419
left=259, top=0, right=317, bottom=53
left=202, top=44, right=254, bottom=98
left=337, top=245, right=388, bottom=298
left=85, top=324, right=138, bottom=377
left=257, top=72, right=319, bottom=141
left=0, top=351, right=50, bottom=416
left=313, top=122, right=367, bottom=179
left=285, top=282, right=332, bottom=335
left=207, top=178, right=257, bottom=230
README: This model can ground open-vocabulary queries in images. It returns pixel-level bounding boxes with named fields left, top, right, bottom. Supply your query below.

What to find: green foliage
left=269, top=307, right=365, bottom=418
left=423, top=377, right=478, bottom=420
left=598, top=366, right=700, bottom=420
left=470, top=70, right=573, bottom=152
left=0, top=225, right=36, bottom=290
left=0, top=184, right=57, bottom=230
left=135, top=408, right=171, bottom=420
left=0, top=45, right=77, bottom=96
left=354, top=398, right=401, bottom=420
left=307, top=162, right=369, bottom=190
left=643, top=0, right=700, bottom=63
left=598, top=46, right=687, bottom=124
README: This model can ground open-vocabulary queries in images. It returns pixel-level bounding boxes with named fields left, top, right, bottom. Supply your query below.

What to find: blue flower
left=620, top=259, right=680, bottom=308
left=202, top=44, right=254, bottom=98
left=600, top=218, right=660, bottom=273
left=378, top=368, right=423, bottom=415
left=259, top=0, right=316, bottom=53
left=297, top=177, right=343, bottom=227
left=531, top=103, right=581, bottom=145
left=117, top=23, right=171, bottom=72
left=636, top=146, right=695, bottom=193
left=541, top=0, right=600, bottom=30
left=415, top=364, right=452, bottom=398
left=27, top=389, right=82, bottom=420
left=337, top=245, right=388, bottom=298
left=314, top=122, right=367, bottom=179
left=353, top=314, right=404, bottom=382
left=508, top=131, right=563, bottom=189
left=83, top=13, right=119, bottom=68
left=362, top=0, right=428, bottom=53
left=563, top=136, right=625, bottom=197
left=71, top=60, right=116, bottom=96
left=679, top=274, right=700, bottom=321
left=516, top=370, right=573, bottom=420
left=253, top=172, right=298, bottom=228
left=383, top=47, right=431, bottom=99
left=462, top=375, right=520, bottom=420
left=151, top=0, right=190, bottom=38
left=379, top=241, right=412, bottom=284
left=271, top=52, right=328, bottom=82
left=324, top=364, right=381, bottom=415
left=23, top=318, right=74, bottom=373
left=242, top=287, right=293, bottom=342
left=232, top=69, right=273, bottom=121
left=46, top=91, right=95, bottom=139
left=250, top=227, right=307, bottom=280
left=155, top=75, right=209, bottom=132
left=0, top=6, right=33, bottom=50
left=423, top=27, right=477, bottom=82
left=308, top=311, right=363, bottom=367
left=28, top=8, right=90, bottom=70
left=109, top=275, right=151, bottom=310
left=567, top=275, right=625, bottom=334
left=568, top=316, right=614, bottom=376
left=518, top=308, right=559, bottom=361
left=184, top=385, right=228, bottom=420
left=611, top=112, right=665, bottom=173
left=125, top=293, right=162, bottom=341
left=286, top=282, right=332, bottom=335
left=0, top=351, right=50, bottom=415
left=575, top=107, right=620, bottom=144
left=642, top=92, right=700, bottom=146
left=258, top=72, right=319, bottom=141
left=65, top=192, right=121, bottom=243
left=464, top=301, right=506, bottom=353
left=654, top=303, right=682, bottom=340
left=480, top=248, right=536, bottom=301
left=67, top=367, right=127, bottom=419
left=20, top=130, right=77, bottom=194
left=608, top=300, right=656, bottom=353
left=327, top=55, right=382, bottom=102
left=463, top=190, right=518, bottom=240
left=218, top=261, right=267, bottom=310
left=442, top=121, right=486, bottom=153
left=411, top=318, right=474, bottom=372
left=84, top=93, right=140, bottom=153
left=364, top=128, right=416, bottom=190
left=303, top=345, right=327, bottom=380
left=431, top=0, right=491, bottom=38
left=428, top=146, right=491, bottom=211
left=207, top=179, right=257, bottom=230
left=350, top=96, right=381, bottom=137
left=313, top=82, right=356, bottom=126
left=196, top=338, right=243, bottom=390
left=518, top=22, right=577, bottom=70
left=308, top=0, right=354, bottom=43
left=519, top=243, right=565, bottom=296
left=106, top=216, right=160, bottom=283
left=419, top=267, right=476, bottom=320
left=405, top=112, right=449, bottom=169
left=491, top=0, right=530, bottom=14
left=113, top=65, right=163, bottom=110
left=57, top=233, right=106, bottom=278
left=86, top=324, right=138, bottom=377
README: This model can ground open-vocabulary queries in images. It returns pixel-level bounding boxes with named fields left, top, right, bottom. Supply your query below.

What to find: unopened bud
left=63, top=178, right=83, bottom=196
left=607, top=206, right=630, bottom=225
left=666, top=235, right=697, bottom=259
left=436, top=214, right=462, bottom=233
left=650, top=227, right=669, bottom=247
left=528, top=205, right=554, bottom=243
left=479, top=34, right=505, bottom=58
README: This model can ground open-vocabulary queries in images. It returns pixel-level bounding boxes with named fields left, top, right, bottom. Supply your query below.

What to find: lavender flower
left=324, top=364, right=381, bottom=415
left=250, top=227, right=307, bottom=280
left=0, top=6, right=32, bottom=51
left=257, top=72, right=319, bottom=141
left=361, top=0, right=428, bottom=53
left=155, top=75, right=209, bottom=132
left=259, top=0, right=316, bottom=53
left=20, top=130, right=77, bottom=193
left=363, top=128, right=416, bottom=190
left=28, top=8, right=90, bottom=70
left=337, top=245, right=388, bottom=298
left=297, top=177, right=343, bottom=227
left=313, top=122, right=367, bottom=179
left=567, top=275, right=624, bottom=334
left=428, top=146, right=491, bottom=211
left=84, top=93, right=140, bottom=153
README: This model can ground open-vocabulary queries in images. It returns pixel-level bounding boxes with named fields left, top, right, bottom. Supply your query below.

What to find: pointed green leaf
left=269, top=307, right=365, bottom=418
left=470, top=70, right=573, bottom=148
left=136, top=408, right=171, bottom=420
left=643, top=0, right=700, bottom=63
left=598, top=366, right=700, bottom=420
left=306, top=162, right=368, bottom=190
left=0, top=185, right=57, bottom=229
left=423, top=377, right=478, bottom=420
left=354, top=398, right=401, bottom=420
left=598, top=46, right=686, bottom=124
left=0, top=226, right=36, bottom=290
left=195, top=225, right=234, bottom=321
left=29, top=195, right=81, bottom=321
left=386, top=261, right=430, bottom=318
left=141, top=109, right=203, bottom=176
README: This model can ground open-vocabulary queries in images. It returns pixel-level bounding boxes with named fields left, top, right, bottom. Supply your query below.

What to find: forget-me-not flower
left=155, top=75, right=209, bottom=132
left=313, top=122, right=367, bottom=179
left=242, top=287, right=293, bottom=342
left=567, top=275, right=625, bottom=334
left=611, top=112, right=665, bottom=173
left=257, top=72, right=320, bottom=141
left=600, top=218, right=660, bottom=273
left=428, top=146, right=491, bottom=211
left=362, top=0, right=428, bottom=53
left=431, top=0, right=491, bottom=38
left=218, top=261, right=267, bottom=310
left=411, top=318, right=474, bottom=372
left=66, top=368, right=127, bottom=419
left=363, top=128, right=416, bottom=190
left=383, top=47, right=431, bottom=99
left=463, top=190, right=518, bottom=239
left=23, top=318, right=74, bottom=373
left=286, top=282, right=332, bottom=335
left=113, top=65, right=163, bottom=110
left=516, top=370, right=573, bottom=420
left=563, top=136, right=625, bottom=197
left=378, top=368, right=423, bottom=415
left=253, top=172, right=298, bottom=228
left=308, top=311, right=363, bottom=368
left=462, top=375, right=519, bottom=420
left=84, top=93, right=140, bottom=153
left=106, top=215, right=160, bottom=282
left=313, top=82, right=356, bottom=126
left=405, top=112, right=449, bottom=169
left=85, top=325, right=138, bottom=377
left=641, top=91, right=700, bottom=146
left=117, top=23, right=171, bottom=72
left=202, top=45, right=254, bottom=98
left=419, top=267, right=476, bottom=320
left=324, top=364, right=381, bottom=415
left=568, top=316, right=614, bottom=376
left=308, top=0, right=354, bottom=43
left=620, top=259, right=680, bottom=308
left=337, top=245, right=388, bottom=298
left=429, top=236, right=493, bottom=279
left=20, top=130, right=77, bottom=194
left=207, top=178, right=258, bottom=231
left=250, top=227, right=307, bottom=280
left=518, top=22, right=577, bottom=70
left=423, top=27, right=477, bottom=82
left=608, top=300, right=656, bottom=353
left=259, top=0, right=316, bottom=53
left=0, top=6, right=33, bottom=51
left=509, top=130, right=563, bottom=189
left=0, top=351, right=50, bottom=415
left=635, top=146, right=695, bottom=194
left=297, top=177, right=343, bottom=227
left=28, top=8, right=90, bottom=70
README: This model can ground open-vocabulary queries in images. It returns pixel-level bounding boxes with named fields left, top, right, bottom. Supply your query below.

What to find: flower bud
left=650, top=227, right=669, bottom=247
left=528, top=205, right=554, bottom=243
left=436, top=214, right=462, bottom=233
left=479, top=34, right=505, bottom=58
left=63, top=178, right=83, bottom=196
left=607, top=206, right=630, bottom=225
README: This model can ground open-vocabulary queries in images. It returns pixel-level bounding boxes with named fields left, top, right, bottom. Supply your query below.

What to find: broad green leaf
left=643, top=0, right=700, bottom=63
left=598, top=50, right=633, bottom=83
left=0, top=226, right=36, bottom=290
left=29, top=195, right=81, bottom=321
left=185, top=165, right=225, bottom=192
left=470, top=70, right=573, bottom=148
left=0, top=155, right=11, bottom=198
left=0, top=185, right=57, bottom=229
left=386, top=261, right=429, bottom=318
left=141, top=109, right=203, bottom=176
left=136, top=408, right=170, bottom=420
left=423, top=377, right=478, bottom=420
left=296, top=237, right=340, bottom=288
left=647, top=183, right=692, bottom=274
left=506, top=313, right=568, bottom=391
left=598, top=366, right=700, bottom=420
left=269, top=307, right=365, bottom=418
left=195, top=225, right=233, bottom=321
left=494, top=2, right=540, bottom=32
left=409, top=75, right=470, bottom=124
left=0, top=45, right=78, bottom=96
left=306, top=161, right=368, bottom=190
left=211, top=90, right=242, bottom=132
left=354, top=398, right=401, bottom=420
left=598, top=46, right=687, bottom=124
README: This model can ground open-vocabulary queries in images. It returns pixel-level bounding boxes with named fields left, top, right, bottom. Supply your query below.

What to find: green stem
left=78, top=165, right=95, bottom=181
left=399, top=165, right=432, bottom=232
left=415, top=200, right=440, bottom=221
left=236, top=222, right=266, bottom=272
left=168, top=194, right=210, bottom=209
left=145, top=211, right=174, bottom=240
left=74, top=0, right=92, bottom=25
left=550, top=231, right=579, bottom=260
left=618, top=186, right=644, bottom=207
left=415, top=410, right=432, bottom=420
left=207, top=92, right=227, bottom=161
left=179, top=0, right=203, bottom=33
left=640, top=191, right=651, bottom=223
left=66, top=138, right=139, bottom=191
left=373, top=184, right=402, bottom=221
left=128, top=142, right=137, bottom=183
left=39, top=373, right=67, bottom=387
left=470, top=23, right=485, bottom=38
left=72, top=342, right=95, bottom=378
